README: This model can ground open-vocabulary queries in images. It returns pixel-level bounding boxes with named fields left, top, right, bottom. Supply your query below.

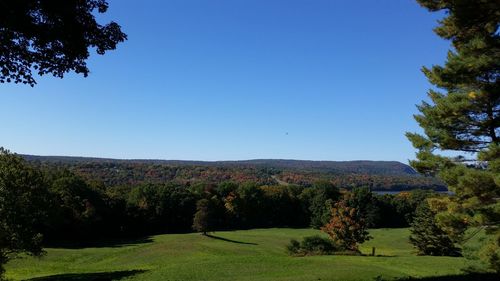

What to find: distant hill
left=22, top=155, right=416, bottom=176
left=21, top=154, right=444, bottom=191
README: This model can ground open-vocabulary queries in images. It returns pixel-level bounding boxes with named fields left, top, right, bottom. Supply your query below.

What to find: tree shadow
left=46, top=237, right=154, bottom=249
left=25, top=269, right=147, bottom=281
left=205, top=234, right=258, bottom=245
left=388, top=272, right=499, bottom=281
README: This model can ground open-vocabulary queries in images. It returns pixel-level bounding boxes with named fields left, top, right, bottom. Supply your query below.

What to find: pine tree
left=409, top=201, right=461, bottom=256
left=407, top=0, right=499, bottom=271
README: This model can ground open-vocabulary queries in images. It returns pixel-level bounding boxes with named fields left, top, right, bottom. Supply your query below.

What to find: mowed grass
left=5, top=228, right=483, bottom=281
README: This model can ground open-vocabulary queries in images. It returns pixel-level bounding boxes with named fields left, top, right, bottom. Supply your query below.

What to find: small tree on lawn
left=409, top=201, right=461, bottom=256
left=192, top=199, right=213, bottom=235
left=321, top=198, right=371, bottom=252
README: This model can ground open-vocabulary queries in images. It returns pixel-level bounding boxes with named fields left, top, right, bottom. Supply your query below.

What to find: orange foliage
left=321, top=199, right=371, bottom=251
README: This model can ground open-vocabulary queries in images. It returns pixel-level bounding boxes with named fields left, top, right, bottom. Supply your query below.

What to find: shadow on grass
left=205, top=234, right=258, bottom=245
left=25, top=269, right=147, bottom=281
left=46, top=237, right=154, bottom=249
left=382, top=272, right=499, bottom=281
left=370, top=254, right=397, bottom=258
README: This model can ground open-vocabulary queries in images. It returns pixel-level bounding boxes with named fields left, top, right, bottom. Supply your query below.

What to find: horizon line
left=20, top=153, right=408, bottom=164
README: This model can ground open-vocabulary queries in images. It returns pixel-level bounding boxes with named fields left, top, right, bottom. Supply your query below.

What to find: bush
left=286, top=235, right=342, bottom=256
left=286, top=239, right=301, bottom=255
left=301, top=235, right=337, bottom=253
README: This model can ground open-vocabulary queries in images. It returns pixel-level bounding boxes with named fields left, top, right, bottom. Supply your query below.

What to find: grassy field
left=4, top=228, right=491, bottom=281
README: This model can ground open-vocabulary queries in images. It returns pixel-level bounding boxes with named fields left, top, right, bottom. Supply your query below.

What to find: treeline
left=29, top=166, right=439, bottom=245
left=26, top=160, right=445, bottom=192
left=23, top=156, right=417, bottom=175
left=278, top=172, right=445, bottom=191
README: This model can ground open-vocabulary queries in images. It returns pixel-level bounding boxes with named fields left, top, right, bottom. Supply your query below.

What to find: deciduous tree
left=308, top=180, right=340, bottom=229
left=345, top=187, right=379, bottom=227
left=192, top=199, right=214, bottom=235
left=0, top=148, right=48, bottom=279
left=321, top=198, right=371, bottom=252
left=0, top=0, right=126, bottom=86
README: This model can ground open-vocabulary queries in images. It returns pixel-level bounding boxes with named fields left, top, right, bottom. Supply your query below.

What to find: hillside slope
left=23, top=155, right=416, bottom=175
left=22, top=155, right=444, bottom=191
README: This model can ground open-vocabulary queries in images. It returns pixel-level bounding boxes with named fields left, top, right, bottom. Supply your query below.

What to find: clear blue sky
left=0, top=0, right=450, bottom=163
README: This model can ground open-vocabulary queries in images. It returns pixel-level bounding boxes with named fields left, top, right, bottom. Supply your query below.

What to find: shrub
left=286, top=235, right=342, bottom=256
left=300, top=235, right=337, bottom=254
left=286, top=239, right=301, bottom=255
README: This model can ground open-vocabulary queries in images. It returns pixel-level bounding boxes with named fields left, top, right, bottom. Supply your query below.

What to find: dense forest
left=22, top=155, right=445, bottom=191
left=0, top=152, right=443, bottom=247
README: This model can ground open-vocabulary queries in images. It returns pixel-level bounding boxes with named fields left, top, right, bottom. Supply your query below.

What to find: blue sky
left=0, top=0, right=450, bottom=162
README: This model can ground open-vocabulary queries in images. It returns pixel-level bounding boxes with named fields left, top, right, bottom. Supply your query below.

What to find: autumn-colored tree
left=321, top=198, right=371, bottom=251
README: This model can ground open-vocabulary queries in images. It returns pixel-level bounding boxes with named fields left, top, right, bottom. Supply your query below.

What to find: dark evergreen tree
left=409, top=202, right=461, bottom=256
left=407, top=0, right=499, bottom=271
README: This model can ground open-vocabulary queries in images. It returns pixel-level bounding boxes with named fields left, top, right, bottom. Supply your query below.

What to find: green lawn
left=4, top=228, right=488, bottom=281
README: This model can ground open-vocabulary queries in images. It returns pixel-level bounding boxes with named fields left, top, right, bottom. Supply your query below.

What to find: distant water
left=373, top=190, right=452, bottom=195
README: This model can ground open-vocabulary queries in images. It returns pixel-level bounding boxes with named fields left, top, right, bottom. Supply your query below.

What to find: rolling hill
left=21, top=155, right=444, bottom=191
left=23, top=155, right=416, bottom=175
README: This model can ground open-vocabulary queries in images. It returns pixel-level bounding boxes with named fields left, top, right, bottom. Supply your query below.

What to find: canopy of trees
left=0, top=0, right=126, bottom=86
left=23, top=156, right=446, bottom=191
left=4, top=151, right=440, bottom=242
left=0, top=149, right=48, bottom=278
